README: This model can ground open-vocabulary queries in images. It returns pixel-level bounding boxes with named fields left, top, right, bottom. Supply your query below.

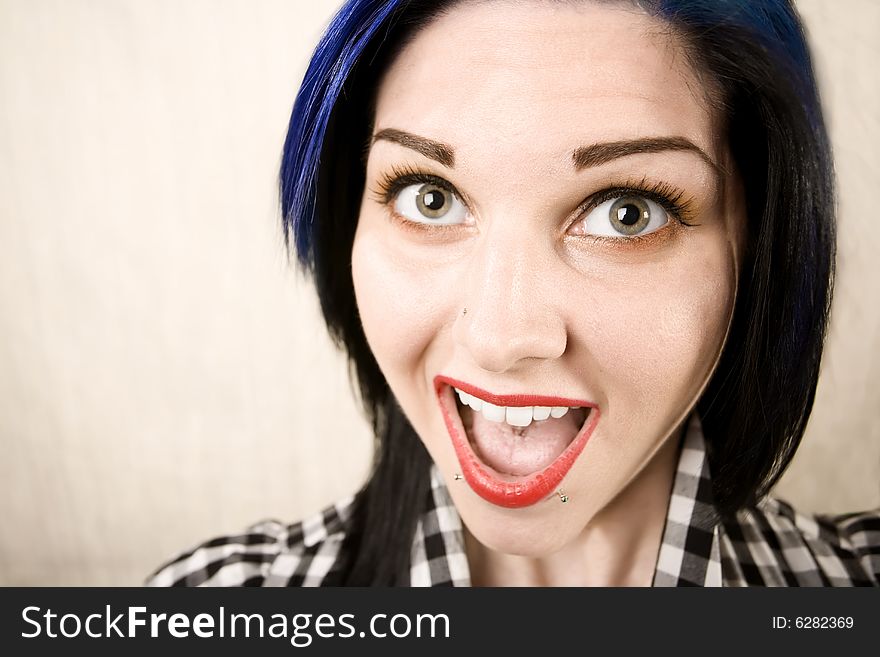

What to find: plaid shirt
left=147, top=417, right=880, bottom=587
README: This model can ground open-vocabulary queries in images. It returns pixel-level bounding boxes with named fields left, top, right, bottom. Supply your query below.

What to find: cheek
left=588, top=240, right=736, bottom=423
left=350, top=220, right=455, bottom=385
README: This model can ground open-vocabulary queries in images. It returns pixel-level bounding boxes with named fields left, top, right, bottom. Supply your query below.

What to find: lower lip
left=434, top=379, right=600, bottom=508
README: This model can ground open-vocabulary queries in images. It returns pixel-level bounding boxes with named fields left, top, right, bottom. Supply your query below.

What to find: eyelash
left=370, top=164, right=460, bottom=207
left=581, top=177, right=697, bottom=228
left=369, top=164, right=698, bottom=233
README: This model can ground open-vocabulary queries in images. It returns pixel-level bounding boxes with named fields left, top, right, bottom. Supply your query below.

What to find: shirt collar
left=411, top=414, right=722, bottom=587
left=652, top=414, right=723, bottom=586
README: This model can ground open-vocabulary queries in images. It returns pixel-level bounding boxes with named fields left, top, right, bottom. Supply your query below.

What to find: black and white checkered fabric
left=146, top=416, right=880, bottom=587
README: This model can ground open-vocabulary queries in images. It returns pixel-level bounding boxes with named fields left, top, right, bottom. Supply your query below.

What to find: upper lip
left=435, top=375, right=596, bottom=409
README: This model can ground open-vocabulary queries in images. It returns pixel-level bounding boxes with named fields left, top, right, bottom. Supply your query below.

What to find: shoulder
left=145, top=495, right=355, bottom=587
left=718, top=496, right=880, bottom=586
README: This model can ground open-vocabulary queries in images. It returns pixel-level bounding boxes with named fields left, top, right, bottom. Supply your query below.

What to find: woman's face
left=352, top=1, right=743, bottom=555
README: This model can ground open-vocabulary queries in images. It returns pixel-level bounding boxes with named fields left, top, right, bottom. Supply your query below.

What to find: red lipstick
left=434, top=375, right=600, bottom=508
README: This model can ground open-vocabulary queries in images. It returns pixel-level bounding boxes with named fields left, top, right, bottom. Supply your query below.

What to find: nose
left=453, top=227, right=567, bottom=373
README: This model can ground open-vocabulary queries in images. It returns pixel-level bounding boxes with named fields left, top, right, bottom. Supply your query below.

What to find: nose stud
left=462, top=307, right=467, bottom=316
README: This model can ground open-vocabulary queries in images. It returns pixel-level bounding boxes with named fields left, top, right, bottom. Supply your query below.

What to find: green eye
left=415, top=184, right=453, bottom=219
left=578, top=195, right=668, bottom=237
left=609, top=197, right=652, bottom=235
left=395, top=182, right=468, bottom=225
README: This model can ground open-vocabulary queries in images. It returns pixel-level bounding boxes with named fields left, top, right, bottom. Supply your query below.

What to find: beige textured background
left=0, top=0, right=878, bottom=586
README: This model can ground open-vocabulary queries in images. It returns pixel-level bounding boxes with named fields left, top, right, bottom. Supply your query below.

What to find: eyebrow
left=572, top=136, right=721, bottom=174
left=372, top=128, right=455, bottom=168
left=371, top=129, right=721, bottom=176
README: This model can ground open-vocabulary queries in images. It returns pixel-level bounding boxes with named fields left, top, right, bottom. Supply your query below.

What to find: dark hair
left=280, top=0, right=835, bottom=585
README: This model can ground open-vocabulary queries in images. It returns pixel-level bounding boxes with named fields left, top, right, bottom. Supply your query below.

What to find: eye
left=394, top=183, right=468, bottom=225
left=574, top=195, right=669, bottom=238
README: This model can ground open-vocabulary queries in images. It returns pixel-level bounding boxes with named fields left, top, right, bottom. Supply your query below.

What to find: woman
left=148, top=0, right=879, bottom=586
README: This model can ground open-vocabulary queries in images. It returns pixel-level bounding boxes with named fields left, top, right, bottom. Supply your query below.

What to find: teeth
left=453, top=388, right=577, bottom=428
left=481, top=401, right=506, bottom=422
left=506, top=406, right=533, bottom=427
left=533, top=406, right=552, bottom=421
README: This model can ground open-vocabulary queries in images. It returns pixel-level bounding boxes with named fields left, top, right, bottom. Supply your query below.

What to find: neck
left=464, top=431, right=681, bottom=587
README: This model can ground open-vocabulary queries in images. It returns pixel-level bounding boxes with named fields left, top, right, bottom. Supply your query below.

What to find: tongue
left=466, top=409, right=584, bottom=476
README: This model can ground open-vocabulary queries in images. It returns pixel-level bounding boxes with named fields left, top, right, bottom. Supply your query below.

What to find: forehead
left=374, top=1, right=718, bottom=164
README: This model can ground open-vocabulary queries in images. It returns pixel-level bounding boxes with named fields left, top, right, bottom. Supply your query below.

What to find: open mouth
left=434, top=375, right=600, bottom=508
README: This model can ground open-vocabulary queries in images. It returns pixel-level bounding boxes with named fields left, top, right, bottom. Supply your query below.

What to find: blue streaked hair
left=281, top=0, right=401, bottom=262
left=280, top=0, right=835, bottom=584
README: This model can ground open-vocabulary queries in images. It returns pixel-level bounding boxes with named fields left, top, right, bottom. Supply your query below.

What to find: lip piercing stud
left=454, top=473, right=463, bottom=481
left=556, top=490, right=569, bottom=503
left=462, top=307, right=467, bottom=316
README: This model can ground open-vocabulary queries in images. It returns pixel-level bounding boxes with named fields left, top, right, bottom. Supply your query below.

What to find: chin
left=462, top=508, right=580, bottom=558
